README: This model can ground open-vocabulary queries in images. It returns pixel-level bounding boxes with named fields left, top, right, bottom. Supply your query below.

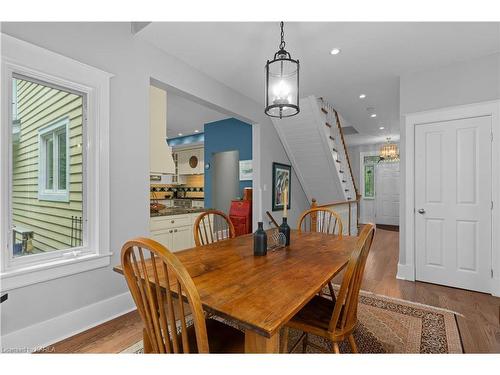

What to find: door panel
left=415, top=116, right=492, bottom=293
left=375, top=162, right=400, bottom=225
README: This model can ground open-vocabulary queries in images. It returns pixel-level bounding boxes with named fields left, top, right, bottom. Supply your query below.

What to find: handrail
left=333, top=110, right=359, bottom=197
left=312, top=196, right=360, bottom=208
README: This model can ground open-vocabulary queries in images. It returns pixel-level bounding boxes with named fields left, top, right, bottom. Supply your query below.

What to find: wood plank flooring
left=47, top=228, right=500, bottom=353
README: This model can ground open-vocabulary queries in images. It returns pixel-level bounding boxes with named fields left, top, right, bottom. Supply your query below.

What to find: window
left=38, top=118, right=70, bottom=202
left=362, top=155, right=379, bottom=199
left=1, top=34, right=112, bottom=290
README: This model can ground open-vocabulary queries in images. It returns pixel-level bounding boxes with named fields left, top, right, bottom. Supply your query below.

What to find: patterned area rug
left=121, top=290, right=463, bottom=354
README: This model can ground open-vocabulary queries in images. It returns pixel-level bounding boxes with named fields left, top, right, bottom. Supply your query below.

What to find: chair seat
left=184, top=318, right=244, bottom=353
left=286, top=295, right=336, bottom=337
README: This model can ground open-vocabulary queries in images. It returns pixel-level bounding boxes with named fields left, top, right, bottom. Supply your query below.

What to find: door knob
left=417, top=208, right=425, bottom=214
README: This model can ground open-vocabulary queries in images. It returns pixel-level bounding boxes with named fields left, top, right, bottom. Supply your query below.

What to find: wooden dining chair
left=121, top=237, right=244, bottom=353
left=297, top=207, right=343, bottom=237
left=193, top=210, right=236, bottom=247
left=297, top=207, right=344, bottom=299
left=281, top=224, right=376, bottom=354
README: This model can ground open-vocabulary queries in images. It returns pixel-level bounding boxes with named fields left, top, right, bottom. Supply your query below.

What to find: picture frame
left=239, top=160, right=253, bottom=181
left=272, top=162, right=291, bottom=211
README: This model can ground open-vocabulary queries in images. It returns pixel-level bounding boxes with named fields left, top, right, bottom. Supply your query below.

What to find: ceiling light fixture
left=194, top=130, right=199, bottom=133
left=265, top=21, right=300, bottom=119
left=370, top=113, right=377, bottom=118
left=379, top=126, right=385, bottom=130
left=379, top=137, right=399, bottom=162
left=178, top=133, right=183, bottom=136
left=359, top=94, right=366, bottom=99
left=330, top=48, right=341, bottom=55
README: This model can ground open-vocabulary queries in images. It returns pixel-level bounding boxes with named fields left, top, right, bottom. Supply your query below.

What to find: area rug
left=121, top=290, right=463, bottom=354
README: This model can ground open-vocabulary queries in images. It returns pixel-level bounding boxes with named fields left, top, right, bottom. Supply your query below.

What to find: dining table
left=113, top=229, right=358, bottom=353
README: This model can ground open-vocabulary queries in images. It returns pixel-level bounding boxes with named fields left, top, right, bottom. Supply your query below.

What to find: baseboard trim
left=491, top=277, right=500, bottom=297
left=1, top=291, right=135, bottom=352
left=396, top=263, right=415, bottom=281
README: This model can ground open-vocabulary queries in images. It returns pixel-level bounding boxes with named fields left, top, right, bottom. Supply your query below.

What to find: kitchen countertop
left=150, top=207, right=209, bottom=217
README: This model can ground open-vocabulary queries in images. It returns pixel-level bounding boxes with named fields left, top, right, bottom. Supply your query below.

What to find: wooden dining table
left=113, top=230, right=357, bottom=353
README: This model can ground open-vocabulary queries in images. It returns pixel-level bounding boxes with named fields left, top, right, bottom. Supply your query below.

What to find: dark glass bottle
left=253, top=222, right=267, bottom=256
left=279, top=217, right=291, bottom=246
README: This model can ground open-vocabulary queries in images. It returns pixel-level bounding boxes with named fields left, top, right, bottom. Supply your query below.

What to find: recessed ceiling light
left=359, top=94, right=366, bottom=99
left=178, top=133, right=183, bottom=136
left=370, top=114, right=377, bottom=118
left=379, top=126, right=385, bottom=130
left=330, top=48, right=341, bottom=55
left=194, top=130, right=199, bottom=133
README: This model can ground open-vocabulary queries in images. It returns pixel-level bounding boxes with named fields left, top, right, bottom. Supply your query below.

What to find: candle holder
left=253, top=222, right=267, bottom=256
left=279, top=217, right=291, bottom=246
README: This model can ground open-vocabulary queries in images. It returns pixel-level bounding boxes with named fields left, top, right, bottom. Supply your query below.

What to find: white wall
left=398, top=52, right=500, bottom=266
left=0, top=22, right=308, bottom=346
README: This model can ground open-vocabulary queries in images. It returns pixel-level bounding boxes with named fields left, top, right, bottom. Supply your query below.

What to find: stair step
left=335, top=159, right=341, bottom=163
left=329, top=136, right=335, bottom=141
left=342, top=180, right=347, bottom=183
left=332, top=148, right=337, bottom=152
left=339, top=170, right=344, bottom=174
left=321, top=108, right=328, bottom=114
left=325, top=122, right=332, bottom=128
left=344, top=189, right=349, bottom=192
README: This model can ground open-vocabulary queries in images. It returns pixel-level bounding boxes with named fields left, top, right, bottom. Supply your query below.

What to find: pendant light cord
left=279, top=21, right=286, bottom=50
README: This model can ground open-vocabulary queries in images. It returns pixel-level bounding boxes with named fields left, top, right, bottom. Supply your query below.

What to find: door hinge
left=492, top=201, right=494, bottom=210
left=492, top=269, right=494, bottom=278
left=492, top=132, right=494, bottom=142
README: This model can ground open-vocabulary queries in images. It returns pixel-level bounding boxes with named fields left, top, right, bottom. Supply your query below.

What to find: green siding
left=12, top=78, right=84, bottom=253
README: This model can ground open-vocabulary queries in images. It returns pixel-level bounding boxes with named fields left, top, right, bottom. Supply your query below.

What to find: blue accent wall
left=204, top=118, right=252, bottom=209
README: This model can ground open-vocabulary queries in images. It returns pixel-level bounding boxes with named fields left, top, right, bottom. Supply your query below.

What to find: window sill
left=0, top=252, right=112, bottom=291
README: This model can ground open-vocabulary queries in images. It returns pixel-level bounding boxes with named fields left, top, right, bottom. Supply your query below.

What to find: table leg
left=143, top=328, right=152, bottom=353
left=244, top=330, right=280, bottom=353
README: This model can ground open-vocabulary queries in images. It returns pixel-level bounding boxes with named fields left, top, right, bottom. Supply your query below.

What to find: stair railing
left=310, top=196, right=361, bottom=236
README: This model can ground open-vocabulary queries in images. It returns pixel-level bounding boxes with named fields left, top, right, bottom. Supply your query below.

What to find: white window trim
left=0, top=34, right=113, bottom=291
left=38, top=116, right=71, bottom=202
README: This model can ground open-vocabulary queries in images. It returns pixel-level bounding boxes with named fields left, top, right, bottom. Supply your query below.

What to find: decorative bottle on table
left=279, top=187, right=291, bottom=246
left=253, top=188, right=267, bottom=256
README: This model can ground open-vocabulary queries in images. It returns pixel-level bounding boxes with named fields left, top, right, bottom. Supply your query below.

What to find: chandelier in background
left=379, top=137, right=399, bottom=161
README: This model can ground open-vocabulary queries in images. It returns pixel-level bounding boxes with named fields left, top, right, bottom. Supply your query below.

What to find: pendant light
left=379, top=137, right=399, bottom=161
left=265, top=22, right=300, bottom=119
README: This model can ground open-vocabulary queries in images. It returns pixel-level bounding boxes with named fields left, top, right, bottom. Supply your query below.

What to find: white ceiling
left=139, top=22, right=500, bottom=145
left=166, top=91, right=228, bottom=138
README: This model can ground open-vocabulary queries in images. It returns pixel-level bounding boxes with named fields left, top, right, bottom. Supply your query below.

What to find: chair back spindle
left=121, top=237, right=209, bottom=353
left=194, top=210, right=235, bottom=247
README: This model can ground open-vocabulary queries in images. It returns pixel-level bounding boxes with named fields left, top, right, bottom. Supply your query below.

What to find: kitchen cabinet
left=150, top=212, right=205, bottom=252
left=177, top=147, right=204, bottom=175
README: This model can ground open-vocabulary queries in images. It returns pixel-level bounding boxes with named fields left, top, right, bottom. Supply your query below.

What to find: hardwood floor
left=47, top=228, right=500, bottom=353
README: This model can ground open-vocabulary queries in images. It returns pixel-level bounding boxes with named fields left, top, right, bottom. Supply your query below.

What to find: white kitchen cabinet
left=177, top=148, right=204, bottom=175
left=150, top=229, right=173, bottom=250
left=171, top=225, right=194, bottom=251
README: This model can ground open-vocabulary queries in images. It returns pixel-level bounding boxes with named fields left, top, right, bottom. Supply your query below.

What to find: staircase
left=271, top=96, right=359, bottom=234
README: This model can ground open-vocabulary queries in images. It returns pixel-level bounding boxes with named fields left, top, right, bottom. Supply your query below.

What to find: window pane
left=46, top=136, right=54, bottom=190
left=11, top=76, right=85, bottom=257
left=364, top=164, right=375, bottom=198
left=58, top=130, right=67, bottom=190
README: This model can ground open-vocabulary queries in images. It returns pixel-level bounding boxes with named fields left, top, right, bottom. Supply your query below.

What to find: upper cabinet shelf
left=177, top=147, right=204, bottom=175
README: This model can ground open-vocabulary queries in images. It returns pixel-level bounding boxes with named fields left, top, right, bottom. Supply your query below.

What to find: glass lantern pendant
left=265, top=22, right=300, bottom=119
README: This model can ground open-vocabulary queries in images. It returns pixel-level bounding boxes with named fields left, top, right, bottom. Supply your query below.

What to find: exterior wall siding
left=12, top=78, right=83, bottom=252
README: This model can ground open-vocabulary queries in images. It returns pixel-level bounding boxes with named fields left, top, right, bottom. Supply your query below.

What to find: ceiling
left=166, top=91, right=228, bottom=138
left=139, top=22, right=500, bottom=145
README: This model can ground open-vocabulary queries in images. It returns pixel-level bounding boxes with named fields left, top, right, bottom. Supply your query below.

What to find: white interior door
left=375, top=162, right=400, bottom=225
left=415, top=116, right=492, bottom=293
